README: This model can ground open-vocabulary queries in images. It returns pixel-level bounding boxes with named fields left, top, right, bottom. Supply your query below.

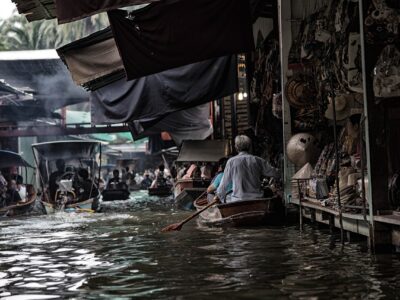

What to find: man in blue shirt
left=216, top=135, right=280, bottom=203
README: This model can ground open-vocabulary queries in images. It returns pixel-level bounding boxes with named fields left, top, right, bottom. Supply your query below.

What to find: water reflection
left=0, top=191, right=399, bottom=299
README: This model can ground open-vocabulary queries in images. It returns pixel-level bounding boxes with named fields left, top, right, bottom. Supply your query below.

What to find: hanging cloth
left=107, top=0, right=254, bottom=80
left=55, top=0, right=161, bottom=24
left=90, top=55, right=237, bottom=124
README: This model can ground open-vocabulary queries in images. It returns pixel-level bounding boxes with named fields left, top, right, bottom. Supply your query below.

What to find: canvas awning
left=176, top=140, right=230, bottom=163
left=0, top=150, right=34, bottom=169
left=57, top=28, right=125, bottom=91
left=32, top=140, right=100, bottom=161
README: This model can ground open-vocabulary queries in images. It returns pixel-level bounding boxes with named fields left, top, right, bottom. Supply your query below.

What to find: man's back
left=217, top=152, right=279, bottom=202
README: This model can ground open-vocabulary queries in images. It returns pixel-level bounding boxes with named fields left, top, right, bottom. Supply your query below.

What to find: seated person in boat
left=216, top=135, right=280, bottom=203
left=16, top=176, right=26, bottom=201
left=182, top=164, right=201, bottom=180
left=207, top=157, right=232, bottom=202
left=141, top=173, right=152, bottom=189
left=5, top=179, right=22, bottom=206
left=76, top=168, right=98, bottom=201
left=150, top=165, right=167, bottom=188
left=177, top=163, right=189, bottom=179
left=201, top=163, right=213, bottom=180
left=49, top=159, right=66, bottom=202
left=107, top=169, right=128, bottom=190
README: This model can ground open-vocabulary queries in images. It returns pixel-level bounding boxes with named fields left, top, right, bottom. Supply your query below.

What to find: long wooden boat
left=32, top=141, right=102, bottom=214
left=0, top=190, right=38, bottom=217
left=149, top=186, right=172, bottom=197
left=102, top=189, right=130, bottom=201
left=194, top=197, right=284, bottom=227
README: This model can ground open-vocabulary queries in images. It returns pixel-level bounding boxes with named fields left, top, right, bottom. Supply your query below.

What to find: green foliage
left=0, top=13, right=109, bottom=51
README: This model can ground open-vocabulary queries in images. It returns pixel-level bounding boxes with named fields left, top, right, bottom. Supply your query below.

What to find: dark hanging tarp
left=55, top=0, right=160, bottom=24
left=129, top=103, right=213, bottom=145
left=90, top=55, right=237, bottom=125
left=177, top=140, right=230, bottom=163
left=107, top=0, right=254, bottom=80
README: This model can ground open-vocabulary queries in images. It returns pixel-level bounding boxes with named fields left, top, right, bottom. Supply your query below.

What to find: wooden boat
left=0, top=150, right=39, bottom=217
left=194, top=197, right=284, bottom=227
left=174, top=140, right=230, bottom=210
left=149, top=186, right=172, bottom=197
left=174, top=179, right=209, bottom=210
left=0, top=188, right=37, bottom=217
left=102, top=188, right=130, bottom=201
left=32, top=141, right=102, bottom=214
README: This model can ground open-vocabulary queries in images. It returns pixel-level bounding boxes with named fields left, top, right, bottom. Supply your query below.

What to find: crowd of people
left=101, top=165, right=173, bottom=191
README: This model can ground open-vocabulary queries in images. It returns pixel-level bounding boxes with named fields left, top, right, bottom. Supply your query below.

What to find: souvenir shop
left=249, top=0, right=400, bottom=247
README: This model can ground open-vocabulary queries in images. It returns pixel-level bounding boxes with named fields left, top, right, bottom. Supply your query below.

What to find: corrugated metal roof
left=12, top=0, right=56, bottom=22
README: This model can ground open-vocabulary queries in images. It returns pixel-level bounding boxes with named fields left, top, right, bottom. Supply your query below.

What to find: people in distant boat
left=121, top=168, right=127, bottom=183
left=49, top=159, right=66, bottom=202
left=16, top=175, right=26, bottom=201
left=6, top=179, right=22, bottom=206
left=76, top=168, right=98, bottom=201
left=207, top=157, right=232, bottom=202
left=216, top=135, right=280, bottom=203
left=150, top=164, right=167, bottom=188
left=141, top=173, right=152, bottom=189
left=177, top=163, right=189, bottom=179
left=107, top=169, right=128, bottom=190
left=201, top=163, right=213, bottom=180
left=183, top=163, right=201, bottom=179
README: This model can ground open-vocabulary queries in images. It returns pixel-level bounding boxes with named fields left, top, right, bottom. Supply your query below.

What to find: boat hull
left=194, top=197, right=284, bottom=227
left=0, top=195, right=38, bottom=217
left=102, top=189, right=130, bottom=201
left=41, top=197, right=99, bottom=214
left=174, top=179, right=210, bottom=210
left=148, top=186, right=172, bottom=197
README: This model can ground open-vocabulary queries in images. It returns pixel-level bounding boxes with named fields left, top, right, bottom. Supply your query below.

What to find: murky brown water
left=0, top=191, right=399, bottom=299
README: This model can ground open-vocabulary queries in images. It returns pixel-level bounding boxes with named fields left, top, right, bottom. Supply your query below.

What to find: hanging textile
left=107, top=0, right=254, bottom=80
left=57, top=28, right=125, bottom=91
left=90, top=55, right=237, bottom=124
left=55, top=0, right=160, bottom=24
left=129, top=103, right=213, bottom=145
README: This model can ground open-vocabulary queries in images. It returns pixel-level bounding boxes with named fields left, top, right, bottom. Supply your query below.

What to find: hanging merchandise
left=324, top=94, right=354, bottom=121
left=272, top=93, right=283, bottom=119
left=286, top=133, right=320, bottom=167
left=107, top=0, right=254, bottom=80
left=373, top=45, right=400, bottom=98
left=285, top=76, right=317, bottom=109
left=345, top=33, right=363, bottom=93
left=364, top=0, right=400, bottom=45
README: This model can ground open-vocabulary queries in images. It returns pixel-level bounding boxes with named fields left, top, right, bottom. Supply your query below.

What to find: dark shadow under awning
left=176, top=140, right=230, bottom=163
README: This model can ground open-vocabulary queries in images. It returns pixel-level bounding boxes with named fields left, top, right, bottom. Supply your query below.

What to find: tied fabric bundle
left=108, top=0, right=254, bottom=80
left=55, top=0, right=161, bottom=24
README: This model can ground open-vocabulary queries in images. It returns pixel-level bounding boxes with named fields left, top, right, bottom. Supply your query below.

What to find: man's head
left=235, top=135, right=252, bottom=153
left=113, top=169, right=119, bottom=178
left=126, top=166, right=130, bottom=172
left=8, top=179, right=17, bottom=190
left=56, top=159, right=65, bottom=172
left=78, top=168, right=89, bottom=180
left=159, top=164, right=165, bottom=172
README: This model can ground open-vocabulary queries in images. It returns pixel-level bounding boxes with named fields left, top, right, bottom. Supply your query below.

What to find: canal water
left=0, top=191, right=399, bottom=299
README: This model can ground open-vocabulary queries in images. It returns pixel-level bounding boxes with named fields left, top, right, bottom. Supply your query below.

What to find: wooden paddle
left=162, top=198, right=219, bottom=232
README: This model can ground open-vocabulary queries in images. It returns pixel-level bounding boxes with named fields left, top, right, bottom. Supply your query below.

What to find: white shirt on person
left=216, top=152, right=280, bottom=202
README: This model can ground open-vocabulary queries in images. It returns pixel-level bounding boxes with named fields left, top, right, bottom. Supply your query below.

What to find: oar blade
left=161, top=223, right=183, bottom=232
